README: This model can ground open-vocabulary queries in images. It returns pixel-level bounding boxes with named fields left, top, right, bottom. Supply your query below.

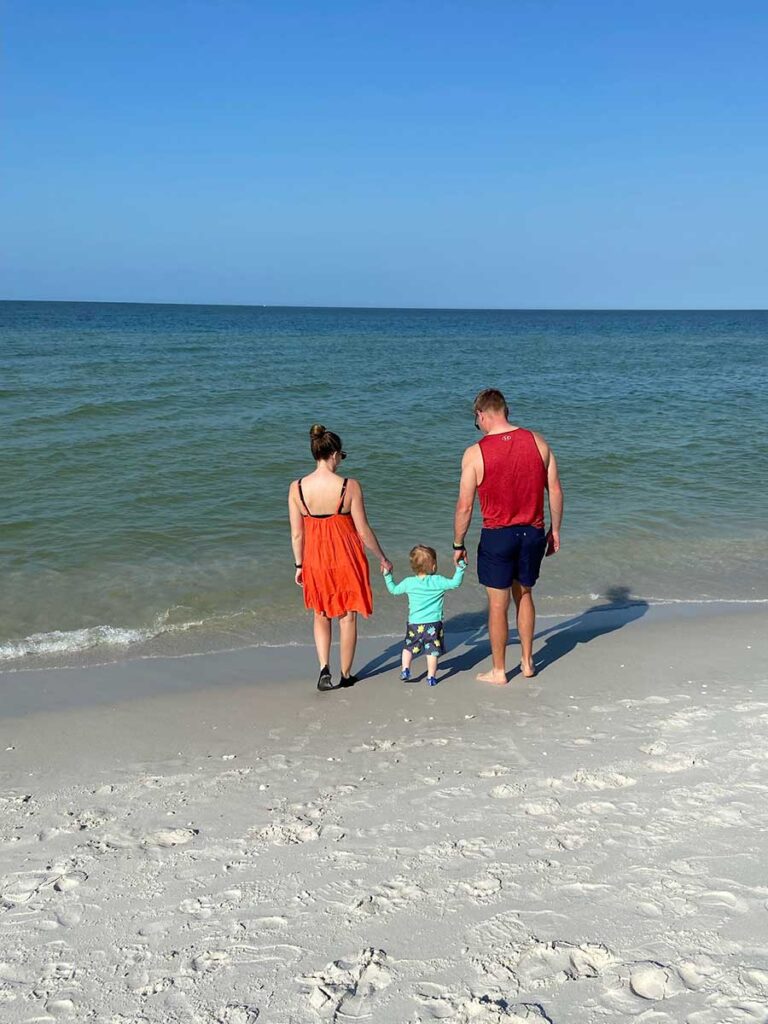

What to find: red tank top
left=478, top=429, right=547, bottom=529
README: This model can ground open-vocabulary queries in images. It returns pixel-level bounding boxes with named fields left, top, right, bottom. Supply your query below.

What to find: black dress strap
left=337, top=477, right=349, bottom=514
left=297, top=479, right=311, bottom=515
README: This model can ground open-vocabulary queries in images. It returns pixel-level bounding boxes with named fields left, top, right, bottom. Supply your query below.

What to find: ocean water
left=2, top=301, right=767, bottom=669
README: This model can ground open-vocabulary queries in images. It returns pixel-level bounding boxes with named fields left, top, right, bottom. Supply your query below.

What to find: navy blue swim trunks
left=477, top=525, right=547, bottom=589
left=403, top=621, right=444, bottom=657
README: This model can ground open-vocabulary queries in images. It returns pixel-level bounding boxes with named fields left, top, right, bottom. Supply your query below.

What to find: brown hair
left=309, top=424, right=343, bottom=462
left=410, top=544, right=437, bottom=575
left=473, top=388, right=509, bottom=418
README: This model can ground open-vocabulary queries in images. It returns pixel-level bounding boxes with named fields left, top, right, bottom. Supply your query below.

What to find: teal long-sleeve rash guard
left=383, top=563, right=466, bottom=623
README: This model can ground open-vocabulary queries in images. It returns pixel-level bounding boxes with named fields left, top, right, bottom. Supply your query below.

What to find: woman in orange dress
left=288, top=424, right=392, bottom=691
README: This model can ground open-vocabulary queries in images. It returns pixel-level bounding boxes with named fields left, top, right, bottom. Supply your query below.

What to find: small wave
left=0, top=624, right=156, bottom=661
left=0, top=612, right=209, bottom=663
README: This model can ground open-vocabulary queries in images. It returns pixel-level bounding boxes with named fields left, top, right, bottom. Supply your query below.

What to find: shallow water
left=2, top=301, right=767, bottom=668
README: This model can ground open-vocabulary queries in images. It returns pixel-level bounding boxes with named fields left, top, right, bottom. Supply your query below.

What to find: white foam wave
left=0, top=612, right=209, bottom=663
left=0, top=624, right=155, bottom=661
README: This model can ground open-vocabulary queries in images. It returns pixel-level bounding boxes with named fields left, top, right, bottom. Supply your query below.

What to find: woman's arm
left=349, top=479, right=392, bottom=572
left=288, top=482, right=305, bottom=585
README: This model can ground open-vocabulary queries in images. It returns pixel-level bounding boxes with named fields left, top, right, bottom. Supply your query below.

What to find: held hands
left=453, top=547, right=467, bottom=566
left=545, top=529, right=560, bottom=557
left=380, top=557, right=393, bottom=575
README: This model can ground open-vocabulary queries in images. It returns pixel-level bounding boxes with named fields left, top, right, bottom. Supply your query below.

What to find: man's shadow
left=358, top=586, right=649, bottom=682
left=530, top=585, right=649, bottom=675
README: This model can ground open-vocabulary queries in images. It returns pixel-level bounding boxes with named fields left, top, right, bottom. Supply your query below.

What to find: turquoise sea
left=2, top=301, right=767, bottom=670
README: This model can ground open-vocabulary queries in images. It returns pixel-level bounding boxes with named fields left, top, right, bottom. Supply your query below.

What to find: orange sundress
left=299, top=477, right=373, bottom=618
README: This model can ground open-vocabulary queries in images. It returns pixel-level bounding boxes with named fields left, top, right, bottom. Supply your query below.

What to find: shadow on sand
left=358, top=586, right=649, bottom=683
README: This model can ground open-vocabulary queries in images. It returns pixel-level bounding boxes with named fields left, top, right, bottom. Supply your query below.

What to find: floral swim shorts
left=403, top=621, right=445, bottom=658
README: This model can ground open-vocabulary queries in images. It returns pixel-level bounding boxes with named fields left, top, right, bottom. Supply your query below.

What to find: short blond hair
left=473, top=388, right=509, bottom=418
left=410, top=545, right=437, bottom=574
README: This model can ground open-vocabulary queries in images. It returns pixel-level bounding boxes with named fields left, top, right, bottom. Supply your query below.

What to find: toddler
left=383, top=545, right=466, bottom=686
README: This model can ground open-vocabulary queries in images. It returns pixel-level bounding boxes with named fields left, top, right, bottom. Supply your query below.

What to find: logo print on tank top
left=502, top=434, right=513, bottom=441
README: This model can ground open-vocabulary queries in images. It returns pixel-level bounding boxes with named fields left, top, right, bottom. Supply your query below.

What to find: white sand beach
left=1, top=603, right=767, bottom=1023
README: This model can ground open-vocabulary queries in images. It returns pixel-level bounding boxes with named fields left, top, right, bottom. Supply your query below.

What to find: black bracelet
left=294, top=562, right=302, bottom=568
left=452, top=542, right=466, bottom=551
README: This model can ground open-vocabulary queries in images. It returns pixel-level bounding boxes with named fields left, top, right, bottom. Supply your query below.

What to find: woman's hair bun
left=309, top=424, right=343, bottom=461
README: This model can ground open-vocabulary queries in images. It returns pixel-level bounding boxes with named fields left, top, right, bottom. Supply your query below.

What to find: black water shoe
left=339, top=674, right=358, bottom=688
left=317, top=665, right=338, bottom=691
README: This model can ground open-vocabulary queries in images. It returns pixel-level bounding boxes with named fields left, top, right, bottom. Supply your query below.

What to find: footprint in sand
left=356, top=878, right=427, bottom=916
left=45, top=996, right=77, bottom=1015
left=298, top=947, right=391, bottom=1019
left=574, top=800, right=616, bottom=815
left=415, top=988, right=552, bottom=1022
left=453, top=875, right=503, bottom=901
left=572, top=769, right=636, bottom=791
left=599, top=960, right=684, bottom=1013
left=478, top=937, right=619, bottom=990
left=251, top=818, right=321, bottom=845
left=454, top=837, right=496, bottom=860
left=141, top=827, right=199, bottom=849
left=628, top=961, right=682, bottom=1000
left=192, top=950, right=231, bottom=973
left=179, top=895, right=214, bottom=918
left=1, top=869, right=60, bottom=906
left=490, top=784, right=523, bottom=799
left=520, top=798, right=561, bottom=817
left=699, top=890, right=749, bottom=914
left=53, top=871, right=88, bottom=893
left=216, top=1005, right=260, bottom=1024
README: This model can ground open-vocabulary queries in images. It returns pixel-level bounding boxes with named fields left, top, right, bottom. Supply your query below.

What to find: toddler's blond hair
left=409, top=545, right=437, bottom=575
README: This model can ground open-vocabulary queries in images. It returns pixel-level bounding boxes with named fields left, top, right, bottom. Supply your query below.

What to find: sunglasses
left=474, top=413, right=480, bottom=430
left=339, top=450, right=347, bottom=460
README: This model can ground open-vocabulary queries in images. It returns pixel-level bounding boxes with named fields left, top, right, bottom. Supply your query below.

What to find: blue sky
left=3, top=0, right=767, bottom=307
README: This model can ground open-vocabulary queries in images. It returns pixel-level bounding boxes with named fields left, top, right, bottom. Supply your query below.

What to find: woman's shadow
left=358, top=586, right=649, bottom=682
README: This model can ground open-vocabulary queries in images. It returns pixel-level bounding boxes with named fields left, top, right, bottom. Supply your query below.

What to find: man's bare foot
left=520, top=659, right=536, bottom=678
left=476, top=668, right=508, bottom=686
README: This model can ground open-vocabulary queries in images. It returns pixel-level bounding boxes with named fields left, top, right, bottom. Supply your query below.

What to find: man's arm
left=453, top=445, right=480, bottom=564
left=531, top=431, right=564, bottom=556
left=545, top=449, right=563, bottom=556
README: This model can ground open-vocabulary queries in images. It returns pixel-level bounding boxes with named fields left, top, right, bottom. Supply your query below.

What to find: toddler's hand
left=458, top=559, right=468, bottom=568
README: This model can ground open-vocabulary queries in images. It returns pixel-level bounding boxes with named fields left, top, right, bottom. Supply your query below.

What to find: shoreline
left=1, top=594, right=766, bottom=678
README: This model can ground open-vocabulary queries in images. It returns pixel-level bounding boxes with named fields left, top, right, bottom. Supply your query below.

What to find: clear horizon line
left=2, top=297, right=767, bottom=313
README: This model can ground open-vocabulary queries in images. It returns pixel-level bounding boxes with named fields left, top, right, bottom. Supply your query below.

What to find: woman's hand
left=295, top=567, right=304, bottom=587
left=380, top=557, right=393, bottom=574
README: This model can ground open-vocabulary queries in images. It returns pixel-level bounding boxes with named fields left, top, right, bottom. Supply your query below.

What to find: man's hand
left=453, top=546, right=467, bottom=566
left=545, top=529, right=560, bottom=557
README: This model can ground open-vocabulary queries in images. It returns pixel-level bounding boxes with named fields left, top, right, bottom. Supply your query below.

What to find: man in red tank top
left=452, top=389, right=564, bottom=684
